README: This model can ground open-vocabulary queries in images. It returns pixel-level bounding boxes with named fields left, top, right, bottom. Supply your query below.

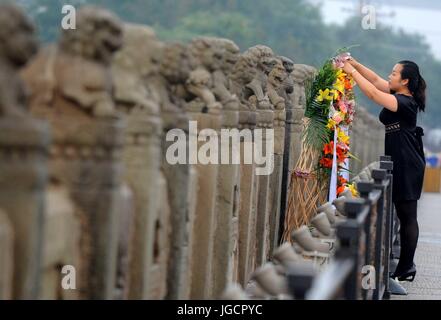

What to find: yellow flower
left=336, top=69, right=347, bottom=79
left=333, top=78, right=345, bottom=93
left=327, top=118, right=337, bottom=130
left=330, top=89, right=340, bottom=100
left=348, top=183, right=359, bottom=197
left=316, top=89, right=334, bottom=102
left=337, top=127, right=350, bottom=145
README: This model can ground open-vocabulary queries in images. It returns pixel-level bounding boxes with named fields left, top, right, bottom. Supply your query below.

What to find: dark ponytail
left=398, top=60, right=426, bottom=112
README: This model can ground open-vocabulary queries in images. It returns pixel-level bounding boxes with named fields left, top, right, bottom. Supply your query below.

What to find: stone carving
left=210, top=38, right=241, bottom=110
left=201, top=37, right=242, bottom=298
left=112, top=24, right=160, bottom=116
left=21, top=6, right=125, bottom=299
left=291, top=64, right=316, bottom=111
left=0, top=4, right=389, bottom=300
left=0, top=4, right=38, bottom=117
left=267, top=58, right=287, bottom=110
left=230, top=45, right=278, bottom=111
left=0, top=3, right=49, bottom=299
left=158, top=42, right=193, bottom=113
left=24, top=6, right=123, bottom=118
left=268, top=56, right=295, bottom=258
left=112, top=23, right=173, bottom=300
left=278, top=57, right=296, bottom=254
left=0, top=209, right=13, bottom=299
left=186, top=37, right=223, bottom=113
left=277, top=56, right=295, bottom=108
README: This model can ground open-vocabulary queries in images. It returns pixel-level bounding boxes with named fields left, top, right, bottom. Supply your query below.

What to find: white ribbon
left=328, top=125, right=338, bottom=202
left=341, top=125, right=350, bottom=182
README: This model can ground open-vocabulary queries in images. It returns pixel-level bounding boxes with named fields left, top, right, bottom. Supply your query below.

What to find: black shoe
left=392, top=264, right=416, bottom=282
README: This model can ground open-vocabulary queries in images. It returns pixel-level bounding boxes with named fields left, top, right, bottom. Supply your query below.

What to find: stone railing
left=0, top=4, right=385, bottom=300
left=222, top=157, right=395, bottom=300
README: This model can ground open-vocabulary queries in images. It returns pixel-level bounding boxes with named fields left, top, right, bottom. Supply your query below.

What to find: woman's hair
left=398, top=60, right=426, bottom=112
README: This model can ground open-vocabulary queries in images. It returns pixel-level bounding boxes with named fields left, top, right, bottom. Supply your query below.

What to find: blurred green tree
left=17, top=0, right=441, bottom=128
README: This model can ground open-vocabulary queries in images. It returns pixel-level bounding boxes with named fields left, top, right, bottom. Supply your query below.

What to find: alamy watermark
left=361, top=265, right=376, bottom=290
left=166, top=121, right=274, bottom=176
left=61, top=5, right=76, bottom=30
left=61, top=265, right=76, bottom=290
left=361, top=5, right=376, bottom=30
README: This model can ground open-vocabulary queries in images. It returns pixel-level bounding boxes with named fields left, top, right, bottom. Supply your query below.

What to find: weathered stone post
left=229, top=49, right=258, bottom=287
left=112, top=24, right=166, bottom=299
left=0, top=118, right=50, bottom=299
left=39, top=182, right=79, bottom=300
left=187, top=111, right=221, bottom=299
left=204, top=38, right=241, bottom=298
left=268, top=56, right=294, bottom=257
left=22, top=6, right=125, bottom=299
left=154, top=42, right=198, bottom=300
left=256, top=55, right=289, bottom=264
left=0, top=4, right=49, bottom=299
left=185, top=40, right=223, bottom=298
left=0, top=119, right=49, bottom=300
left=247, top=46, right=276, bottom=269
left=0, top=209, right=13, bottom=299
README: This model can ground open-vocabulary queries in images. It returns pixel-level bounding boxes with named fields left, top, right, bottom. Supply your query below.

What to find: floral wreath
left=303, top=47, right=360, bottom=197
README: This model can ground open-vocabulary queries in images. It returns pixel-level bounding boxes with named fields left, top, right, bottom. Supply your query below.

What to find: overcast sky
left=310, top=0, right=441, bottom=60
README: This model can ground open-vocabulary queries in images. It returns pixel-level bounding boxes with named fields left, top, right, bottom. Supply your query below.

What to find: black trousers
left=394, top=200, right=419, bottom=273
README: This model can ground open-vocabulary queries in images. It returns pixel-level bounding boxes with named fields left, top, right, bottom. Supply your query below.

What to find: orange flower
left=338, top=175, right=348, bottom=185
left=344, top=79, right=353, bottom=90
left=337, top=153, right=346, bottom=163
left=337, top=146, right=346, bottom=162
left=337, top=185, right=346, bottom=196
left=319, top=157, right=333, bottom=168
left=323, top=141, right=334, bottom=155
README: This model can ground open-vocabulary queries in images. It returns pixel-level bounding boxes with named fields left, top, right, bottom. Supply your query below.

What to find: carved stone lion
left=181, top=38, right=222, bottom=113
left=292, top=64, right=316, bottom=110
left=59, top=6, right=123, bottom=66
left=0, top=3, right=38, bottom=117
left=278, top=56, right=295, bottom=95
left=267, top=58, right=287, bottom=110
left=230, top=45, right=277, bottom=110
left=211, top=38, right=241, bottom=110
left=22, top=6, right=123, bottom=118
left=112, top=23, right=160, bottom=115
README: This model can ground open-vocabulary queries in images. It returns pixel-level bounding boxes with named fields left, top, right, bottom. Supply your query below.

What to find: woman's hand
left=347, top=56, right=358, bottom=67
left=342, top=61, right=355, bottom=75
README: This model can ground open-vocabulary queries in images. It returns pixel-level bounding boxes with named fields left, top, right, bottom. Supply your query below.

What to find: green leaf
left=302, top=116, right=332, bottom=151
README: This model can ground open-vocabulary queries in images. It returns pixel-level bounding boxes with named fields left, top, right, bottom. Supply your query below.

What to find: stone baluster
left=0, top=119, right=49, bottom=300
left=0, top=209, right=13, bottom=299
left=185, top=39, right=223, bottom=299
left=267, top=56, right=294, bottom=258
left=237, top=46, right=276, bottom=269
left=0, top=4, right=49, bottom=299
left=204, top=38, right=241, bottom=298
left=111, top=24, right=166, bottom=299
left=152, top=42, right=199, bottom=300
left=22, top=6, right=125, bottom=299
left=229, top=48, right=258, bottom=287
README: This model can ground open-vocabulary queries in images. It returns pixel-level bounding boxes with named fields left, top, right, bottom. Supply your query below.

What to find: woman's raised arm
left=349, top=58, right=390, bottom=93
left=343, top=61, right=398, bottom=112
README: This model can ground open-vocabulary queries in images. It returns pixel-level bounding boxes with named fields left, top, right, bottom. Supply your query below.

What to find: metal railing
left=287, top=156, right=396, bottom=300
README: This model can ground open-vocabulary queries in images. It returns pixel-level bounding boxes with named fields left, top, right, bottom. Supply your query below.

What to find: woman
left=342, top=58, right=426, bottom=282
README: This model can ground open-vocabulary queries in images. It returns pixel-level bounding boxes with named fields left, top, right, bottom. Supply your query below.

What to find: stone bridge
left=0, top=4, right=385, bottom=299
